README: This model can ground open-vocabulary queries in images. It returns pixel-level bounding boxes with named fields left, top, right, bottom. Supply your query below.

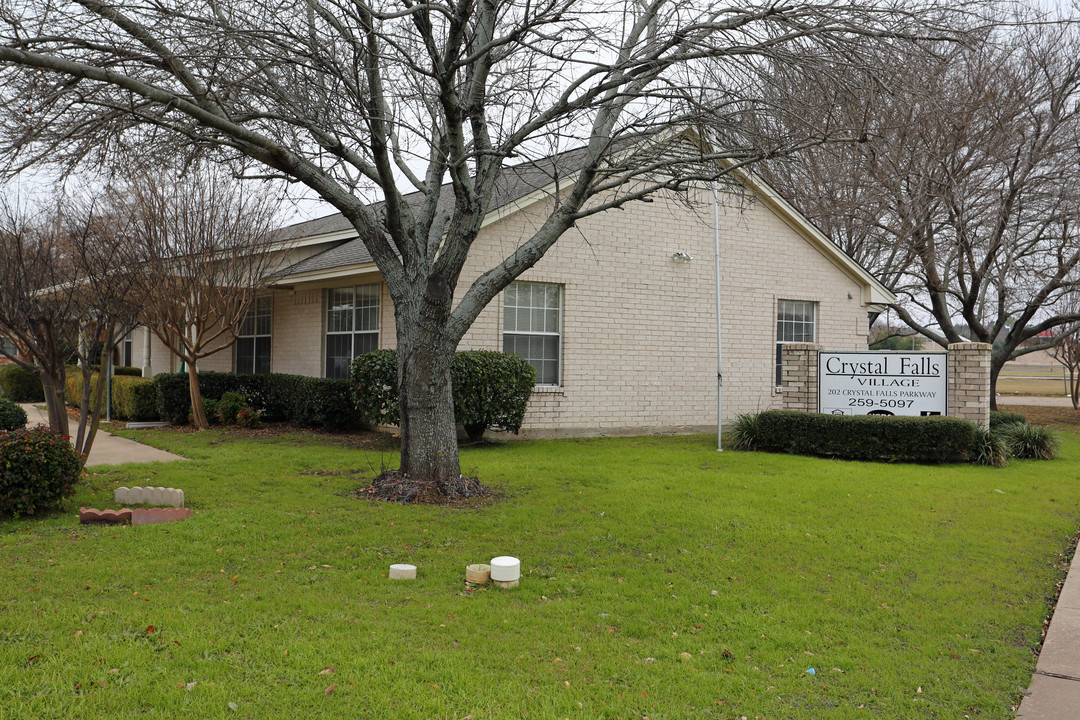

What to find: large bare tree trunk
left=395, top=300, right=461, bottom=485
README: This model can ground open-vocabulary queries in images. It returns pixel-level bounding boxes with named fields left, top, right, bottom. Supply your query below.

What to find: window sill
left=532, top=385, right=564, bottom=395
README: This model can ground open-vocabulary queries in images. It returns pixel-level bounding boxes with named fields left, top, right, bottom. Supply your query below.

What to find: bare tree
left=0, top=201, right=78, bottom=432
left=1048, top=328, right=1080, bottom=410
left=0, top=195, right=143, bottom=465
left=761, top=20, right=1080, bottom=407
left=113, top=168, right=283, bottom=429
left=0, top=0, right=972, bottom=487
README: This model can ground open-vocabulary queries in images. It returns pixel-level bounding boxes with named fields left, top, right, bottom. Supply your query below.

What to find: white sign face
left=818, top=352, right=948, bottom=417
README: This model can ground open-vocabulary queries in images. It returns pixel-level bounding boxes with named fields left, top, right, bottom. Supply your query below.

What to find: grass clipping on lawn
left=354, top=469, right=492, bottom=504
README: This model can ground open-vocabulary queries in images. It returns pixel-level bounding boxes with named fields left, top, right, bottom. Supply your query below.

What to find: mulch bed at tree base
left=352, top=469, right=493, bottom=505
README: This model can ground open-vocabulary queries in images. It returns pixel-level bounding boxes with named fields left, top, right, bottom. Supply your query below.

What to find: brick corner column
left=781, top=343, right=823, bottom=413
left=948, top=342, right=991, bottom=428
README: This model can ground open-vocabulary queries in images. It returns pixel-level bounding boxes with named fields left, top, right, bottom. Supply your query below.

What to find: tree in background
left=1050, top=328, right=1080, bottom=410
left=113, top=167, right=283, bottom=429
left=0, top=0, right=973, bottom=488
left=759, top=19, right=1080, bottom=407
left=0, top=196, right=144, bottom=465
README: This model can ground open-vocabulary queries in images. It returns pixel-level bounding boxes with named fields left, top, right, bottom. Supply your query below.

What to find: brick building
left=128, top=149, right=894, bottom=436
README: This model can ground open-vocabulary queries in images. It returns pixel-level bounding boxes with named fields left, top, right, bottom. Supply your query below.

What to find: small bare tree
left=0, top=195, right=144, bottom=465
left=115, top=167, right=283, bottom=429
left=1049, top=327, right=1080, bottom=409
left=0, top=200, right=78, bottom=432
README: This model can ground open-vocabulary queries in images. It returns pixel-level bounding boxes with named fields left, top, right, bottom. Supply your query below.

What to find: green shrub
left=751, top=411, right=980, bottom=464
left=989, top=410, right=1026, bottom=429
left=112, top=376, right=158, bottom=421
left=351, top=349, right=537, bottom=439
left=113, top=366, right=142, bottom=377
left=285, top=376, right=358, bottom=430
left=0, top=426, right=81, bottom=517
left=197, top=398, right=221, bottom=425
left=973, top=426, right=1011, bottom=467
left=236, top=406, right=262, bottom=428
left=729, top=413, right=761, bottom=451
left=997, top=422, right=1059, bottom=460
left=452, top=350, right=535, bottom=440
left=153, top=371, right=358, bottom=430
left=0, top=397, right=27, bottom=431
left=0, top=364, right=43, bottom=402
left=154, top=373, right=193, bottom=424
left=218, top=392, right=247, bottom=425
left=350, top=349, right=400, bottom=425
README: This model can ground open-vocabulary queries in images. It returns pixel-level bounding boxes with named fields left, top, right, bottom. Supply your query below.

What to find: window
left=236, top=296, right=272, bottom=374
left=776, top=299, right=816, bottom=386
left=0, top=335, right=17, bottom=359
left=325, top=284, right=379, bottom=379
left=503, top=281, right=561, bottom=385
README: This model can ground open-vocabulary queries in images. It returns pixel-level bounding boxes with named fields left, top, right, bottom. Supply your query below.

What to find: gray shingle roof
left=276, top=146, right=592, bottom=278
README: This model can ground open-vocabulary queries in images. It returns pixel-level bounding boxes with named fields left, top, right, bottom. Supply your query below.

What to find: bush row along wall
left=752, top=410, right=982, bottom=464
left=154, top=372, right=357, bottom=430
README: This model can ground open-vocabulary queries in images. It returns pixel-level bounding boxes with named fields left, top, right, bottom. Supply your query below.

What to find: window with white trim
left=236, top=296, right=272, bottom=374
left=776, top=299, right=816, bottom=386
left=503, top=281, right=561, bottom=385
left=325, top=284, right=379, bottom=379
left=0, top=335, right=18, bottom=359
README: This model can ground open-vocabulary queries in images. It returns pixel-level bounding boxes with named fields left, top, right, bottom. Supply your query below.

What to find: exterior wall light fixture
left=673, top=251, right=694, bottom=262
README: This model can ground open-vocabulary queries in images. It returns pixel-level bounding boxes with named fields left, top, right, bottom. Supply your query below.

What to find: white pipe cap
left=388, top=563, right=417, bottom=580
left=489, top=556, right=520, bottom=582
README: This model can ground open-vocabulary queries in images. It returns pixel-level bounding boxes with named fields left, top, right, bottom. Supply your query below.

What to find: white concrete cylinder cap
left=388, top=563, right=417, bottom=580
left=489, top=556, right=520, bottom=582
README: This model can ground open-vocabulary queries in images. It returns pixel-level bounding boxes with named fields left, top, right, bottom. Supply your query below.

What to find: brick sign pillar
left=947, top=342, right=991, bottom=428
left=781, top=343, right=823, bottom=413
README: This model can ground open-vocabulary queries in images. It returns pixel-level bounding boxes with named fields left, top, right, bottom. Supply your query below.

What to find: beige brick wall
left=452, top=186, right=868, bottom=434
left=780, top=343, right=823, bottom=413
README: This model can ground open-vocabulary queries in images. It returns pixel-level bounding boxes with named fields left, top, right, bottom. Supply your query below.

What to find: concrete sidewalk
left=1017, top=535, right=1080, bottom=718
left=19, top=404, right=185, bottom=466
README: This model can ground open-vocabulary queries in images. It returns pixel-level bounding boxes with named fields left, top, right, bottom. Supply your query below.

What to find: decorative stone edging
left=114, top=486, right=185, bottom=508
left=79, top=506, right=193, bottom=526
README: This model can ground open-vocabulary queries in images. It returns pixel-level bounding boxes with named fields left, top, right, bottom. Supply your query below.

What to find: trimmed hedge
left=0, top=397, right=27, bottom=431
left=748, top=410, right=981, bottom=464
left=0, top=364, right=44, bottom=402
left=0, top=426, right=81, bottom=517
left=351, top=349, right=536, bottom=440
left=153, top=371, right=359, bottom=430
left=112, top=376, right=158, bottom=421
left=65, top=371, right=158, bottom=421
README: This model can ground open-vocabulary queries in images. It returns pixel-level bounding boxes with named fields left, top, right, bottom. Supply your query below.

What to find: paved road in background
left=996, top=395, right=1075, bottom=408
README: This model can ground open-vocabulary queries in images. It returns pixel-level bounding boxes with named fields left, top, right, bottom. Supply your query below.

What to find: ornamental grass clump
left=729, top=412, right=761, bottom=450
left=0, top=426, right=81, bottom=517
left=997, top=421, right=1060, bottom=461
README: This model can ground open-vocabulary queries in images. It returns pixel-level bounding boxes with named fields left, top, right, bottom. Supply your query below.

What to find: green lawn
left=3, top=426, right=1079, bottom=719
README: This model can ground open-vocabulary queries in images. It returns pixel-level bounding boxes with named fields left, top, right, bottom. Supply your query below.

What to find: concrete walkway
left=1017, top=535, right=1080, bottom=718
left=19, top=404, right=185, bottom=466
